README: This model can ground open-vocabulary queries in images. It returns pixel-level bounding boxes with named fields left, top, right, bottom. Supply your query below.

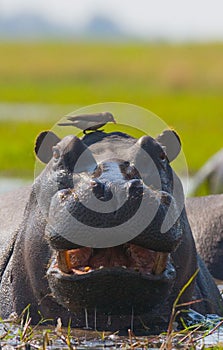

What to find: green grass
left=0, top=121, right=52, bottom=177
left=0, top=41, right=223, bottom=178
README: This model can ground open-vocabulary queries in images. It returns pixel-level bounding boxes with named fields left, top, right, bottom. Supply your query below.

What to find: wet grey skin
left=0, top=127, right=223, bottom=334
left=58, top=111, right=116, bottom=134
left=186, top=194, right=223, bottom=280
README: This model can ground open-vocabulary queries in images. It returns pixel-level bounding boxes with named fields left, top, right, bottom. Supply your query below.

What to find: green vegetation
left=0, top=121, right=52, bottom=177
left=0, top=41, right=223, bottom=177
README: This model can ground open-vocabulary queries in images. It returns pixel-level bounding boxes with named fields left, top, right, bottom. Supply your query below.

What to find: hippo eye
left=119, top=161, right=130, bottom=173
left=123, top=161, right=130, bottom=167
left=52, top=147, right=60, bottom=160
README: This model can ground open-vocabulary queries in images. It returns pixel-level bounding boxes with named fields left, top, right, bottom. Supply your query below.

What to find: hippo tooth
left=57, top=251, right=72, bottom=273
left=152, top=253, right=169, bottom=275
left=84, top=266, right=91, bottom=272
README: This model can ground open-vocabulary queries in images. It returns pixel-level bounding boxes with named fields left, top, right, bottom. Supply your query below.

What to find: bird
left=58, top=111, right=116, bottom=134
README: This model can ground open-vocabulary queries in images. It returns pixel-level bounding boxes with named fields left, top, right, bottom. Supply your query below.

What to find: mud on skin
left=0, top=127, right=223, bottom=334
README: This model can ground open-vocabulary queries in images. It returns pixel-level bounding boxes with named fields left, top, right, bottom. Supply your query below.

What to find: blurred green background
left=0, top=41, right=223, bottom=182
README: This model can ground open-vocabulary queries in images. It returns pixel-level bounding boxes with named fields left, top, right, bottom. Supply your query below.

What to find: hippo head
left=34, top=129, right=184, bottom=322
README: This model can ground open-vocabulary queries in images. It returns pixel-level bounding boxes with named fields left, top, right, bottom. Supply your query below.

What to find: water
left=0, top=177, right=31, bottom=194
left=0, top=321, right=223, bottom=349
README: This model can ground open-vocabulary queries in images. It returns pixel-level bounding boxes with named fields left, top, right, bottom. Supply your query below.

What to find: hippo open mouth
left=56, top=244, right=170, bottom=276
left=47, top=241, right=176, bottom=315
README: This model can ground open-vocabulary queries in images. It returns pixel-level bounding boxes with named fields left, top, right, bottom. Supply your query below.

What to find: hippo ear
left=156, top=130, right=181, bottom=162
left=35, top=131, right=61, bottom=163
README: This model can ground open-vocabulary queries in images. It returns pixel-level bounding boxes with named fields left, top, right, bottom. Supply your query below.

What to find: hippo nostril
left=161, top=193, right=172, bottom=206
left=126, top=179, right=143, bottom=198
left=91, top=179, right=113, bottom=202
left=90, top=180, right=98, bottom=188
left=91, top=179, right=104, bottom=198
left=127, top=179, right=142, bottom=189
left=134, top=179, right=142, bottom=186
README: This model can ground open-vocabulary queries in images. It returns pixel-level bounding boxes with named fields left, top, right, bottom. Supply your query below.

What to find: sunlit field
left=0, top=41, right=223, bottom=177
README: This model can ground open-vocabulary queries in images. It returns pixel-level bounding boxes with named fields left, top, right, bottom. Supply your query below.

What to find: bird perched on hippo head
left=58, top=111, right=116, bottom=134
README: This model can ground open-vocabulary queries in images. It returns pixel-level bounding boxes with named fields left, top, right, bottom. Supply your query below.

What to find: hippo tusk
left=57, top=251, right=72, bottom=273
left=152, top=253, right=169, bottom=275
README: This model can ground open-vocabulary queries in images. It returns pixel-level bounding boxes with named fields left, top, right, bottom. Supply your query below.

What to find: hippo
left=0, top=128, right=223, bottom=334
left=186, top=194, right=223, bottom=280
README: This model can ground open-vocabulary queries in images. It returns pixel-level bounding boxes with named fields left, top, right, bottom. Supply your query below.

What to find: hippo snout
left=90, top=178, right=143, bottom=202
left=45, top=178, right=144, bottom=250
left=45, top=180, right=181, bottom=253
left=91, top=179, right=113, bottom=201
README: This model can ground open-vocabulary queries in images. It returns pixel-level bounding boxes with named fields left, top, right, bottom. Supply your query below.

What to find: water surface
left=0, top=177, right=31, bottom=194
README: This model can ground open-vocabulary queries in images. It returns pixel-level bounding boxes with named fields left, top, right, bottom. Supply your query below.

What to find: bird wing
left=67, top=113, right=108, bottom=123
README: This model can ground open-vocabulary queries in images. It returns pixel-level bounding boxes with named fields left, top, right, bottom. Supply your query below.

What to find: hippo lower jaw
left=47, top=243, right=176, bottom=315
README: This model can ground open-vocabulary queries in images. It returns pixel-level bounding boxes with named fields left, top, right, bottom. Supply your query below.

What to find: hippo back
left=186, top=194, right=223, bottom=280
left=0, top=186, right=31, bottom=277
